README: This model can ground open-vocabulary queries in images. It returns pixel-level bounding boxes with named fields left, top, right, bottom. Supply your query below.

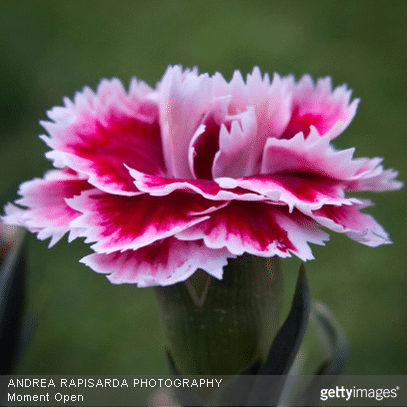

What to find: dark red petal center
left=67, top=108, right=166, bottom=192
left=206, top=202, right=296, bottom=253
left=280, top=107, right=323, bottom=140
left=192, top=115, right=221, bottom=180
left=272, top=172, right=341, bottom=202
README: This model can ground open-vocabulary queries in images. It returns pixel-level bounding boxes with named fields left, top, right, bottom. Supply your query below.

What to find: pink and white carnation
left=2, top=66, right=402, bottom=286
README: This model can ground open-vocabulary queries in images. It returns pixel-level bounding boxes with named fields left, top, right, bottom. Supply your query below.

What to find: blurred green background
left=1, top=0, right=406, bottom=378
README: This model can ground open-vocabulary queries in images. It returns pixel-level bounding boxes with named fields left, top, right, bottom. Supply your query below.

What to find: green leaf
left=0, top=229, right=27, bottom=374
left=246, top=263, right=310, bottom=406
left=294, top=301, right=351, bottom=406
left=311, top=301, right=350, bottom=375
left=217, top=359, right=261, bottom=406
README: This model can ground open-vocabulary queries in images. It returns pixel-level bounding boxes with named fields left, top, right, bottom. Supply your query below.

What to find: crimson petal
left=41, top=78, right=165, bottom=196
left=234, top=173, right=355, bottom=212
left=176, top=201, right=329, bottom=261
left=67, top=190, right=228, bottom=253
left=311, top=201, right=391, bottom=247
left=128, top=167, right=265, bottom=201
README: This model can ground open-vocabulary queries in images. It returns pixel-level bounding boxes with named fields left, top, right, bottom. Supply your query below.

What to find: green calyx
left=154, top=254, right=283, bottom=376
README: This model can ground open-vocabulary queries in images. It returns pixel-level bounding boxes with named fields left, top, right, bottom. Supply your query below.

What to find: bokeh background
left=1, top=0, right=406, bottom=379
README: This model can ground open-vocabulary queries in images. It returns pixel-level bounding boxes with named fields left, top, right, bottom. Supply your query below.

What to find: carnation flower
left=2, top=66, right=402, bottom=287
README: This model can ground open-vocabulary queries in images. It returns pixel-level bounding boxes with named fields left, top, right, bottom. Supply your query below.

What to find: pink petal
left=280, top=75, right=359, bottom=140
left=346, top=157, right=403, bottom=192
left=233, top=173, right=356, bottom=212
left=212, top=69, right=247, bottom=105
left=40, top=78, right=165, bottom=196
left=261, top=127, right=403, bottom=195
left=1, top=170, right=92, bottom=246
left=212, top=69, right=292, bottom=177
left=158, top=66, right=213, bottom=178
left=188, top=96, right=230, bottom=180
left=212, top=109, right=259, bottom=179
left=311, top=201, right=391, bottom=247
left=261, top=127, right=362, bottom=179
left=67, top=189, right=228, bottom=253
left=128, top=167, right=266, bottom=201
left=244, top=71, right=292, bottom=165
left=176, top=201, right=329, bottom=261
left=80, top=237, right=235, bottom=287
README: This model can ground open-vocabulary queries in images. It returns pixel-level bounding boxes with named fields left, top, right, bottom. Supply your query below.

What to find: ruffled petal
left=1, top=170, right=92, bottom=246
left=212, top=69, right=292, bottom=176
left=244, top=71, right=292, bottom=164
left=67, top=189, right=228, bottom=253
left=158, top=65, right=213, bottom=178
left=212, top=69, right=246, bottom=104
left=176, top=201, right=329, bottom=261
left=280, top=74, right=359, bottom=140
left=232, top=173, right=356, bottom=212
left=261, top=127, right=403, bottom=195
left=40, top=78, right=165, bottom=196
left=80, top=237, right=235, bottom=287
left=261, top=126, right=362, bottom=179
left=310, top=201, right=392, bottom=247
left=212, top=109, right=259, bottom=179
left=188, top=96, right=230, bottom=180
left=346, top=157, right=403, bottom=192
left=128, top=167, right=267, bottom=201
